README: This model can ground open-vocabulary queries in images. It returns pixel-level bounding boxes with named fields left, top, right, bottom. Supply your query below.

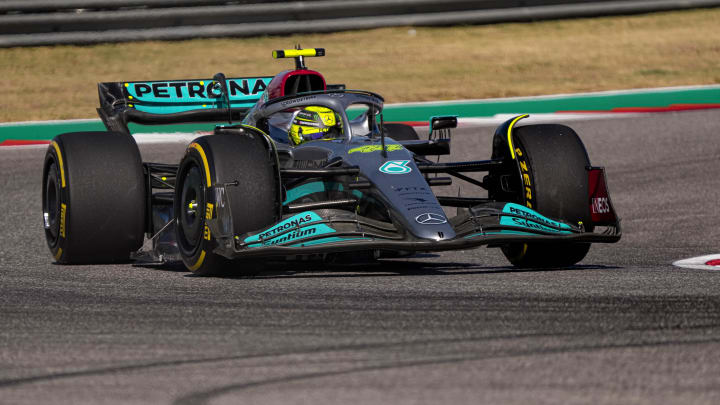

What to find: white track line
left=454, top=113, right=638, bottom=127
left=131, top=132, right=203, bottom=144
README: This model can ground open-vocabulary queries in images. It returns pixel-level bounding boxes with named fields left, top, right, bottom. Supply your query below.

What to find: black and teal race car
left=42, top=48, right=620, bottom=275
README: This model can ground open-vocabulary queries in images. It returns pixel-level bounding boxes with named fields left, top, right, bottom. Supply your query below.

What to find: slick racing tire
left=383, top=123, right=419, bottom=141
left=174, top=133, right=280, bottom=276
left=42, top=132, right=146, bottom=264
left=501, top=124, right=593, bottom=268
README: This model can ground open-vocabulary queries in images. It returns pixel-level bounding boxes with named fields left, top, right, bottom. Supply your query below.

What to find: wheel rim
left=177, top=164, right=205, bottom=253
left=43, top=162, right=61, bottom=246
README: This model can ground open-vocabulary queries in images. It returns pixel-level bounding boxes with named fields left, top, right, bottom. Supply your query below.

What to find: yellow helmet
left=288, top=106, right=342, bottom=145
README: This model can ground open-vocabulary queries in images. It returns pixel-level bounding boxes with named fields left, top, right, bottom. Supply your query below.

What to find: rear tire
left=501, top=124, right=592, bottom=268
left=174, top=133, right=280, bottom=275
left=42, top=132, right=146, bottom=264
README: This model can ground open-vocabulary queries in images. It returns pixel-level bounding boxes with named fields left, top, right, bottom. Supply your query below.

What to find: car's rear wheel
left=174, top=132, right=280, bottom=275
left=500, top=124, right=593, bottom=268
left=42, top=132, right=146, bottom=264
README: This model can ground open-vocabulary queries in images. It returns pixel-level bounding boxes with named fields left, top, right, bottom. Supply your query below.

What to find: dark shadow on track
left=132, top=259, right=621, bottom=279
left=220, top=262, right=620, bottom=280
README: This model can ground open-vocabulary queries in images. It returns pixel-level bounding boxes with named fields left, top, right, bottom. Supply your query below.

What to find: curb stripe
left=673, top=254, right=720, bottom=270
left=1, top=140, right=51, bottom=146
left=559, top=103, right=720, bottom=114
left=384, top=84, right=720, bottom=108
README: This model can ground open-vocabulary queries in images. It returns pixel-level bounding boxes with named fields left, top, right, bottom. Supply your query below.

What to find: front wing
left=207, top=196, right=621, bottom=259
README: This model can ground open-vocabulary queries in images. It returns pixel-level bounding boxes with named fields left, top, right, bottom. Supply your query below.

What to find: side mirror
left=210, top=72, right=227, bottom=98
left=430, top=116, right=457, bottom=132
left=211, top=72, right=233, bottom=124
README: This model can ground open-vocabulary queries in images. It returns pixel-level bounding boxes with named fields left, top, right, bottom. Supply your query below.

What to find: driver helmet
left=288, top=106, right=343, bottom=145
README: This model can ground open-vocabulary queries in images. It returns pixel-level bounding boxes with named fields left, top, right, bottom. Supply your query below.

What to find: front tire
left=174, top=133, right=280, bottom=275
left=501, top=124, right=593, bottom=268
left=42, top=132, right=146, bottom=264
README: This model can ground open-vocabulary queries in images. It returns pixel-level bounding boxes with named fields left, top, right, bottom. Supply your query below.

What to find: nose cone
left=388, top=185, right=455, bottom=241
left=346, top=141, right=456, bottom=242
left=415, top=212, right=447, bottom=225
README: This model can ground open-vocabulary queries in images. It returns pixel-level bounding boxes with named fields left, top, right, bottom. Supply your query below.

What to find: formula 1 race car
left=42, top=47, right=620, bottom=274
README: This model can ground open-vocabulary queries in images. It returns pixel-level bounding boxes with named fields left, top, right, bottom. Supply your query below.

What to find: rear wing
left=97, top=76, right=273, bottom=135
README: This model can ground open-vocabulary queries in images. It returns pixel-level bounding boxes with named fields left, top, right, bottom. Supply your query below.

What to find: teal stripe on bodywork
left=499, top=203, right=572, bottom=234
left=243, top=211, right=336, bottom=247
left=284, top=181, right=344, bottom=205
left=464, top=230, right=536, bottom=238
left=125, top=77, right=272, bottom=114
left=290, top=237, right=371, bottom=247
left=463, top=203, right=573, bottom=239
left=132, top=102, right=257, bottom=114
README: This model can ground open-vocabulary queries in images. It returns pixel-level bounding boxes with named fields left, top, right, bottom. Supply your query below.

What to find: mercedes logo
left=415, top=212, right=447, bottom=225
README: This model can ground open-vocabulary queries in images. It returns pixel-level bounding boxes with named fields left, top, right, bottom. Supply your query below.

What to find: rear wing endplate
left=97, top=76, right=273, bottom=135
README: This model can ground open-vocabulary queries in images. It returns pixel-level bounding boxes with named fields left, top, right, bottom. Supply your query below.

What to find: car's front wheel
left=500, top=124, right=593, bottom=268
left=174, top=132, right=280, bottom=275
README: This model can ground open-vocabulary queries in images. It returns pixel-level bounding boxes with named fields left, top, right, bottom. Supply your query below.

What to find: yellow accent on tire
left=519, top=243, right=528, bottom=259
left=53, top=248, right=63, bottom=261
left=507, top=114, right=529, bottom=160
left=189, top=250, right=206, bottom=271
left=59, top=203, right=67, bottom=238
left=51, top=141, right=66, bottom=188
left=189, top=143, right=212, bottom=187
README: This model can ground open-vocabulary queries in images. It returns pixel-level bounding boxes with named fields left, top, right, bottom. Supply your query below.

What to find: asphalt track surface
left=1, top=110, right=720, bottom=404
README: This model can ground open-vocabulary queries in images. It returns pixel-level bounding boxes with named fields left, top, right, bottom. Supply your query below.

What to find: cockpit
left=247, top=91, right=385, bottom=145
